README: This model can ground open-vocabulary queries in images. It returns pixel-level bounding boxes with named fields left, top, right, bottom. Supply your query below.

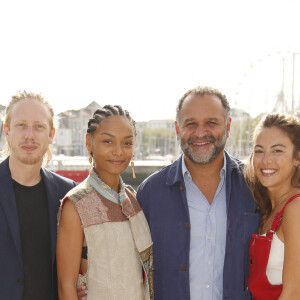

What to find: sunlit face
left=4, top=98, right=54, bottom=166
left=86, top=115, right=135, bottom=185
left=175, top=94, right=231, bottom=165
left=252, top=126, right=299, bottom=191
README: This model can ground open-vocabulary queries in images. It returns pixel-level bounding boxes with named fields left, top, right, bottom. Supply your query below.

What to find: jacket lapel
left=0, top=158, right=23, bottom=264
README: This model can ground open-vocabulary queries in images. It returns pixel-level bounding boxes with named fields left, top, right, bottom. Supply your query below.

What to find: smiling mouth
left=188, top=136, right=215, bottom=146
left=192, top=141, right=210, bottom=146
left=261, top=169, right=277, bottom=175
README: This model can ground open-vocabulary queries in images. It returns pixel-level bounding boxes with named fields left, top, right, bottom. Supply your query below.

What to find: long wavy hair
left=244, top=113, right=300, bottom=232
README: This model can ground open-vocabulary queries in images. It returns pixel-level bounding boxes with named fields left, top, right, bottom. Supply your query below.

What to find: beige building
left=54, top=101, right=101, bottom=156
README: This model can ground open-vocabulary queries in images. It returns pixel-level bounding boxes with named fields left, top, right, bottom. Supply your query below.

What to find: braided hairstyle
left=87, top=105, right=136, bottom=136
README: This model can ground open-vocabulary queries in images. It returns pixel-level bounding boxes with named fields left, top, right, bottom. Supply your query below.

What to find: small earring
left=89, top=152, right=93, bottom=164
left=131, top=161, right=136, bottom=179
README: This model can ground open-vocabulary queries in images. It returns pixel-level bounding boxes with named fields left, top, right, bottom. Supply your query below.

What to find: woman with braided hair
left=56, top=105, right=153, bottom=300
left=244, top=113, right=300, bottom=299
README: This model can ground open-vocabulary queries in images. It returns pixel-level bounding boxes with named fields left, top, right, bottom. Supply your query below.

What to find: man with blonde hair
left=0, top=91, right=76, bottom=300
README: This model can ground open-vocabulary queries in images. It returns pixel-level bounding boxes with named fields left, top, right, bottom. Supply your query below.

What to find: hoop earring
left=131, top=161, right=136, bottom=179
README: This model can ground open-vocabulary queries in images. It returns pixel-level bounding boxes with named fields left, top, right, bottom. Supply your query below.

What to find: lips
left=21, top=145, right=38, bottom=151
left=261, top=169, right=277, bottom=175
left=192, top=141, right=210, bottom=146
left=108, top=160, right=125, bottom=165
left=188, top=136, right=215, bottom=146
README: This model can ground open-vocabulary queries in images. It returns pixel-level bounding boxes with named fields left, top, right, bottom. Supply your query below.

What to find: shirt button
left=207, top=260, right=211, bottom=264
left=180, top=185, right=185, bottom=191
left=185, top=222, right=190, bottom=228
left=208, top=235, right=212, bottom=240
left=17, top=279, right=23, bottom=285
left=206, top=284, right=210, bottom=288
left=208, top=211, right=212, bottom=216
left=181, top=265, right=187, bottom=271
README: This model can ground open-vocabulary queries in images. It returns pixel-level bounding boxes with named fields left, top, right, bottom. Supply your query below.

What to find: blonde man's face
left=4, top=98, right=54, bottom=166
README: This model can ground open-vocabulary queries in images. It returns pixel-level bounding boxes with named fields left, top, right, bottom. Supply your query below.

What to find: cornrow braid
left=87, top=105, right=136, bottom=136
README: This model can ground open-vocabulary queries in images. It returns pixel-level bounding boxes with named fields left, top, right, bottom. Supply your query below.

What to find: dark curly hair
left=87, top=105, right=136, bottom=136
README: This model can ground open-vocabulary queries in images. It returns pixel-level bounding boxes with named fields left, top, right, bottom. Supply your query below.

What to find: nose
left=194, top=124, right=207, bottom=138
left=261, top=152, right=272, bottom=164
left=112, top=143, right=123, bottom=156
left=24, top=126, right=35, bottom=139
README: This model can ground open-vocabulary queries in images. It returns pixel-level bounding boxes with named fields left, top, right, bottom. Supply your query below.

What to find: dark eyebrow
left=100, top=132, right=114, bottom=137
left=271, top=144, right=287, bottom=148
left=254, top=144, right=287, bottom=149
left=183, top=118, right=196, bottom=124
left=183, top=117, right=220, bottom=124
left=99, top=133, right=134, bottom=139
left=206, top=118, right=219, bottom=122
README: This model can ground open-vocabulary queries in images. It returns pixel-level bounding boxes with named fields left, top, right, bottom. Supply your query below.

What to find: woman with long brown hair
left=244, top=113, right=300, bottom=299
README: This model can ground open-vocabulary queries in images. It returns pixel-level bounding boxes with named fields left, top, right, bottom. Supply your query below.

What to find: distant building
left=54, top=101, right=101, bottom=156
left=1, top=100, right=255, bottom=162
left=226, top=108, right=252, bottom=158
left=135, top=119, right=178, bottom=160
left=53, top=104, right=179, bottom=160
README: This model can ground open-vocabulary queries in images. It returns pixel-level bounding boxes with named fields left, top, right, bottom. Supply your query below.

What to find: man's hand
left=77, top=285, right=87, bottom=300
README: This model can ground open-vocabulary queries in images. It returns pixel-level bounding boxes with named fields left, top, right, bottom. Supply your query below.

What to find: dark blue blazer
left=0, top=157, right=76, bottom=300
left=137, top=152, right=260, bottom=300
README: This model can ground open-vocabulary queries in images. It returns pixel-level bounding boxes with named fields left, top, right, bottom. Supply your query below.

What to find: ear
left=86, top=133, right=92, bottom=153
left=3, top=124, right=9, bottom=138
left=175, top=121, right=180, bottom=141
left=295, top=150, right=300, bottom=166
left=226, top=117, right=232, bottom=138
left=49, top=128, right=55, bottom=144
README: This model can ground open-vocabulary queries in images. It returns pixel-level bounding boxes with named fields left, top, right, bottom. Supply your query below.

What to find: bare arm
left=279, top=196, right=300, bottom=300
left=56, top=199, right=84, bottom=300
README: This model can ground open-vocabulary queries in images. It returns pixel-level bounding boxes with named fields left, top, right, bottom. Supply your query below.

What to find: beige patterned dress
left=59, top=173, right=154, bottom=300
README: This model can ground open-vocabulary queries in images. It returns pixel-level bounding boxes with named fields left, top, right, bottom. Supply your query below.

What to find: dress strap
left=270, top=193, right=300, bottom=232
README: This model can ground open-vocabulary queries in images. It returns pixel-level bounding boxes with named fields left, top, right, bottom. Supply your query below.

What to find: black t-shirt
left=13, top=178, right=52, bottom=300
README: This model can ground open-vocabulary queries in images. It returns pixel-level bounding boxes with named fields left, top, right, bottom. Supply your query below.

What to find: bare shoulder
left=282, top=193, right=300, bottom=230
left=59, top=197, right=81, bottom=227
left=284, top=194, right=300, bottom=216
